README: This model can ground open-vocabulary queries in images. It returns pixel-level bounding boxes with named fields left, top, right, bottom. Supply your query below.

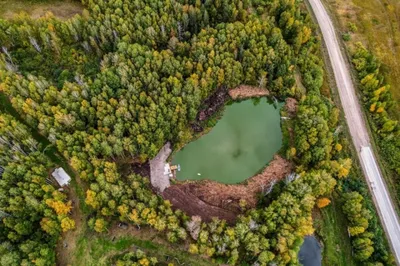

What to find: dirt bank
left=191, top=86, right=229, bottom=132
left=162, top=155, right=292, bottom=223
left=229, top=85, right=270, bottom=100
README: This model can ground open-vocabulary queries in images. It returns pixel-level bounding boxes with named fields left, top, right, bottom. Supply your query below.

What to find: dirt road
left=307, top=0, right=400, bottom=263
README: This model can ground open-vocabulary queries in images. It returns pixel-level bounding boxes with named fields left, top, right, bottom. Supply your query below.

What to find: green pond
left=172, top=99, right=283, bottom=184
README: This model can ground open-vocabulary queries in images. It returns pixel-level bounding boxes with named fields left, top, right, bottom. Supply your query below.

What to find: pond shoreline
left=162, top=155, right=293, bottom=223
left=144, top=85, right=297, bottom=222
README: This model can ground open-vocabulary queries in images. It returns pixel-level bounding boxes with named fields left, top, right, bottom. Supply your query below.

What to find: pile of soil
left=162, top=155, right=292, bottom=223
left=228, top=85, right=270, bottom=100
left=285, top=97, right=298, bottom=116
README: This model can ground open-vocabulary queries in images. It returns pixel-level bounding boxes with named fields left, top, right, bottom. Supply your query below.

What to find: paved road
left=307, top=0, right=400, bottom=263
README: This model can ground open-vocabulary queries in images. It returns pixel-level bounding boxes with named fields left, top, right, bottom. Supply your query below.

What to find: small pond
left=172, top=99, right=283, bottom=184
left=299, top=236, right=322, bottom=266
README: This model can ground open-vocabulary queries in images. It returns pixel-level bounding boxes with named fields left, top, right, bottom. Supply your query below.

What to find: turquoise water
left=172, top=99, right=283, bottom=184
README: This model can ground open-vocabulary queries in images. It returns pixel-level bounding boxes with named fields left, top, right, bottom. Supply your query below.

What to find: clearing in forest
left=0, top=0, right=83, bottom=20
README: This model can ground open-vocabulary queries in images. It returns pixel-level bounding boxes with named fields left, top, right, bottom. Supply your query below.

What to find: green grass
left=72, top=231, right=214, bottom=266
left=314, top=196, right=356, bottom=266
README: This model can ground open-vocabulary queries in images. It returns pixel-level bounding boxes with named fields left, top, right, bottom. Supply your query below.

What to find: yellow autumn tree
left=348, top=226, right=366, bottom=236
left=85, top=189, right=100, bottom=209
left=335, top=143, right=342, bottom=152
left=301, top=26, right=312, bottom=44
left=117, top=204, right=129, bottom=218
left=139, top=258, right=150, bottom=266
left=61, top=217, right=76, bottom=232
left=46, top=199, right=72, bottom=216
left=188, top=244, right=199, bottom=254
left=128, top=209, right=140, bottom=224
left=331, top=158, right=352, bottom=178
left=317, top=198, right=331, bottom=208
left=94, top=218, right=108, bottom=233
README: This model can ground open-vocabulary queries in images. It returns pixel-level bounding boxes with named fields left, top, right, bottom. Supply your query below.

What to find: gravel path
left=150, top=142, right=172, bottom=192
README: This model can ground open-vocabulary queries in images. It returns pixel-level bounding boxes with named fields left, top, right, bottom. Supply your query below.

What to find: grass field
left=68, top=226, right=214, bottom=266
left=0, top=0, right=83, bottom=20
left=314, top=196, right=356, bottom=266
left=323, top=0, right=400, bottom=114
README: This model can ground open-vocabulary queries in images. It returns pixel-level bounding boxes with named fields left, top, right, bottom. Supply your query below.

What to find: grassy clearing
left=71, top=228, right=214, bottom=266
left=314, top=196, right=356, bottom=266
left=323, top=0, right=400, bottom=115
left=0, top=0, right=83, bottom=20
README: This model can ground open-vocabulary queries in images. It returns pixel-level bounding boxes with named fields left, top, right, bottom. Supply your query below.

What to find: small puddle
left=172, top=99, right=283, bottom=184
left=299, top=236, right=322, bottom=266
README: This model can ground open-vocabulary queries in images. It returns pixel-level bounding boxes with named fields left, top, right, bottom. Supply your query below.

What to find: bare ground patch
left=229, top=85, right=270, bottom=100
left=149, top=142, right=172, bottom=192
left=0, top=0, right=83, bottom=20
left=285, top=97, right=298, bottom=116
left=162, top=155, right=293, bottom=223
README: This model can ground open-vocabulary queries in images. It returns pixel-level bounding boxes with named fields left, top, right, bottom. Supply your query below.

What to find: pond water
left=299, top=236, right=322, bottom=266
left=172, top=99, right=283, bottom=184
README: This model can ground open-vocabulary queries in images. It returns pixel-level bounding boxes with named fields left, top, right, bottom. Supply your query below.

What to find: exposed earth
left=228, top=85, right=270, bottom=100
left=163, top=155, right=292, bottom=223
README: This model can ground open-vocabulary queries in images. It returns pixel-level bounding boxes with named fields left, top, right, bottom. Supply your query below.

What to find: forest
left=0, top=0, right=393, bottom=265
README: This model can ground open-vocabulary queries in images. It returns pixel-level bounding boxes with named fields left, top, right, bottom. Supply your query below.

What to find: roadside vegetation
left=323, top=0, right=400, bottom=110
left=324, top=0, right=400, bottom=209
left=308, top=1, right=399, bottom=264
left=350, top=44, right=400, bottom=199
left=0, top=0, right=394, bottom=265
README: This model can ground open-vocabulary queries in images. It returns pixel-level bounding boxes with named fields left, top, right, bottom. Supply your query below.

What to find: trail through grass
left=314, top=196, right=356, bottom=266
left=71, top=228, right=214, bottom=266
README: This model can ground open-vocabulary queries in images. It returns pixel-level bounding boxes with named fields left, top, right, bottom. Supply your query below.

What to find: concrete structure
left=150, top=142, right=172, bottom=192
left=308, top=0, right=400, bottom=263
left=164, top=163, right=173, bottom=177
left=52, top=167, right=71, bottom=187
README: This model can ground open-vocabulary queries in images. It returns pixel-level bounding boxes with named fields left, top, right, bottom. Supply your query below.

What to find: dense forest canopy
left=0, top=0, right=392, bottom=265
